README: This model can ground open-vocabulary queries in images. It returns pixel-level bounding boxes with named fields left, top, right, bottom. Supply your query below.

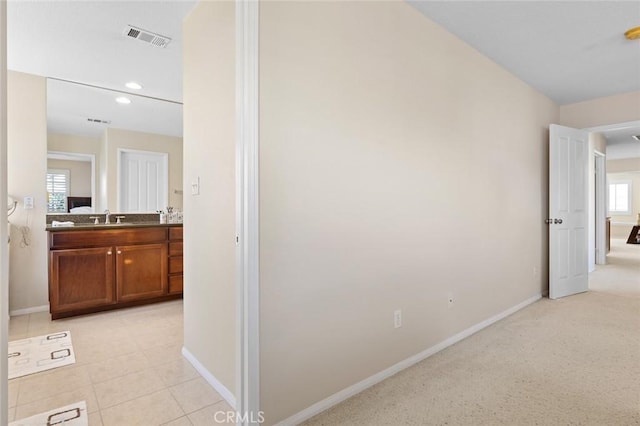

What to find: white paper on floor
left=8, top=331, right=75, bottom=380
left=9, top=400, right=88, bottom=426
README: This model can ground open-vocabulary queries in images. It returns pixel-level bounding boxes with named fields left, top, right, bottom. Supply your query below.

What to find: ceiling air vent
left=124, top=25, right=171, bottom=48
left=87, top=118, right=111, bottom=125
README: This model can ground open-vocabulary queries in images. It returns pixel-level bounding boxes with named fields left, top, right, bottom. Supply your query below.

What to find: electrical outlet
left=448, top=293, right=454, bottom=308
left=393, top=309, right=402, bottom=328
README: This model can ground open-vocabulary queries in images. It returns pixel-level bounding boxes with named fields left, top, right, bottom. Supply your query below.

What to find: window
left=47, top=169, right=70, bottom=212
left=608, top=181, right=632, bottom=215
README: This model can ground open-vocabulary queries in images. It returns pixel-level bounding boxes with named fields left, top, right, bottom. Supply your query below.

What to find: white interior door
left=549, top=124, right=589, bottom=299
left=119, top=150, right=168, bottom=212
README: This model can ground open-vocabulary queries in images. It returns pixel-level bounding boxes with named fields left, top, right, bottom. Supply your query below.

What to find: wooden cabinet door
left=116, top=243, right=168, bottom=302
left=50, top=247, right=116, bottom=314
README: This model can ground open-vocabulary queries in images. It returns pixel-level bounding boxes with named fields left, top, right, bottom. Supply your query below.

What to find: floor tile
left=8, top=380, right=18, bottom=408
left=162, top=416, right=193, bottom=426
left=14, top=385, right=98, bottom=419
left=155, top=358, right=199, bottom=386
left=87, top=351, right=150, bottom=384
left=17, top=365, right=92, bottom=405
left=88, top=411, right=104, bottom=426
left=169, top=377, right=224, bottom=414
left=94, top=368, right=165, bottom=409
left=100, top=389, right=184, bottom=426
left=8, top=315, right=29, bottom=340
left=141, top=342, right=184, bottom=366
left=187, top=400, right=236, bottom=426
left=73, top=333, right=138, bottom=366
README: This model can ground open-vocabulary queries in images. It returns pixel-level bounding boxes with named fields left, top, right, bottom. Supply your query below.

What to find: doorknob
left=554, top=219, right=563, bottom=224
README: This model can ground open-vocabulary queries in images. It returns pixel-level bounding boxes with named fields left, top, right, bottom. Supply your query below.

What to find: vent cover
left=124, top=25, right=171, bottom=48
left=87, top=118, right=111, bottom=125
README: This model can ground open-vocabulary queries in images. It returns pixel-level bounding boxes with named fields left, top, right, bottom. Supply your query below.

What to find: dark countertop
left=47, top=222, right=183, bottom=232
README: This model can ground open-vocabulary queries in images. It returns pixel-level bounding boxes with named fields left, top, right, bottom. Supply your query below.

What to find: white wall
left=103, top=128, right=183, bottom=212
left=7, top=70, right=48, bottom=313
left=182, top=0, right=236, bottom=397
left=259, top=2, right=558, bottom=423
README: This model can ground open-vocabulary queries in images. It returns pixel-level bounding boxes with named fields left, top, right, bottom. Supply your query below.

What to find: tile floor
left=8, top=300, right=233, bottom=425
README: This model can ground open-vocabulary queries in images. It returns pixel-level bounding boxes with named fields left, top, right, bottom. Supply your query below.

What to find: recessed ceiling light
left=115, top=96, right=131, bottom=105
left=125, top=82, right=143, bottom=90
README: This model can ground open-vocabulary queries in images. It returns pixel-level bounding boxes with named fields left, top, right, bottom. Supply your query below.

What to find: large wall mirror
left=47, top=78, right=183, bottom=214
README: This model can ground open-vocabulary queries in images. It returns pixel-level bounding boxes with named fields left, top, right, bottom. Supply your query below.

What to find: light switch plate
left=23, top=196, right=34, bottom=210
left=191, top=177, right=200, bottom=195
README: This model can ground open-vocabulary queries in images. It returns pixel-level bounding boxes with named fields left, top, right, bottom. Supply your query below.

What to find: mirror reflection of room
left=46, top=78, right=183, bottom=215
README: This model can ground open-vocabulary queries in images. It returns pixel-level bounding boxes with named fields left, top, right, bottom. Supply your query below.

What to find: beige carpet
left=304, top=245, right=640, bottom=425
left=589, top=238, right=640, bottom=298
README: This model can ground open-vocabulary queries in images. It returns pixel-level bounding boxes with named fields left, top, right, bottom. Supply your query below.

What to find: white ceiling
left=7, top=0, right=196, bottom=138
left=6, top=0, right=640, bottom=156
left=409, top=1, right=640, bottom=106
left=411, top=0, right=640, bottom=160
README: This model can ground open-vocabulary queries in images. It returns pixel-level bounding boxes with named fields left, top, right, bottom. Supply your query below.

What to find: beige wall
left=559, top=91, right=640, bottom=129
left=608, top=158, right=640, bottom=174
left=608, top=171, right=640, bottom=239
left=48, top=132, right=101, bottom=209
left=182, top=1, right=236, bottom=396
left=607, top=159, right=640, bottom=238
left=7, top=71, right=48, bottom=313
left=104, top=128, right=183, bottom=212
left=47, top=159, right=91, bottom=198
left=259, top=2, right=558, bottom=423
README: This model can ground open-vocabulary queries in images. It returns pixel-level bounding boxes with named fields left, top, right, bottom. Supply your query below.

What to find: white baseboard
left=10, top=304, right=49, bottom=317
left=182, top=346, right=237, bottom=409
left=276, top=293, right=542, bottom=426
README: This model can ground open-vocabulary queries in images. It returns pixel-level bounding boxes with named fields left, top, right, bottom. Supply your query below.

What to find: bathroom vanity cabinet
left=48, top=225, right=182, bottom=319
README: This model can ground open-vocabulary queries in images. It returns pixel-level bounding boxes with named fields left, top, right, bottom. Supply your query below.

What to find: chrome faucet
left=104, top=209, right=111, bottom=224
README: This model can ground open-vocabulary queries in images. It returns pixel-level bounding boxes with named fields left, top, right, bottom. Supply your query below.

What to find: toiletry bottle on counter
left=159, top=212, right=167, bottom=224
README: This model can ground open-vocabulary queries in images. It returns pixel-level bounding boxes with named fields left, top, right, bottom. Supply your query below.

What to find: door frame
left=235, top=0, right=260, bottom=424
left=116, top=148, right=169, bottom=212
left=1, top=2, right=9, bottom=425
left=594, top=151, right=606, bottom=266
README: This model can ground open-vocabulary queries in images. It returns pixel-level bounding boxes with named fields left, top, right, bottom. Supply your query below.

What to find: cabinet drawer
left=169, top=242, right=183, bottom=256
left=169, top=227, right=183, bottom=241
left=169, top=256, right=183, bottom=274
left=50, top=228, right=168, bottom=249
left=169, top=275, right=183, bottom=294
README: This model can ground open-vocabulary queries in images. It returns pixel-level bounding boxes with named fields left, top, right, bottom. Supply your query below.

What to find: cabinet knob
left=107, top=251, right=112, bottom=255
left=117, top=250, right=122, bottom=254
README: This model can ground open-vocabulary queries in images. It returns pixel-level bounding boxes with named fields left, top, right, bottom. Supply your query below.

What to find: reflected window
left=47, top=168, right=70, bottom=212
